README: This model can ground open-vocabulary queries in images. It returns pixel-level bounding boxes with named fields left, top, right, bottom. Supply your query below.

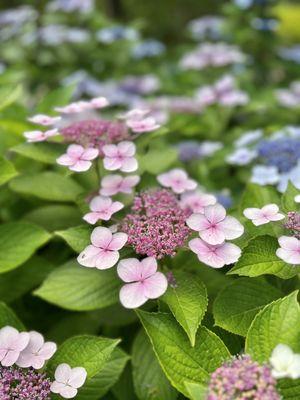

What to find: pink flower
left=117, top=257, right=168, bottom=308
left=55, top=101, right=92, bottom=114
left=83, top=196, right=124, bottom=224
left=189, top=238, right=241, bottom=268
left=50, top=363, right=87, bottom=399
left=28, top=114, right=61, bottom=126
left=157, top=169, right=197, bottom=194
left=103, top=141, right=138, bottom=173
left=16, top=331, right=57, bottom=369
left=180, top=191, right=217, bottom=213
left=24, top=129, right=58, bottom=142
left=120, top=109, right=150, bottom=120
left=276, top=236, right=300, bottom=265
left=100, top=174, right=140, bottom=196
left=89, top=96, right=109, bottom=109
left=243, top=204, right=285, bottom=226
left=0, top=326, right=29, bottom=367
left=57, top=144, right=99, bottom=172
left=77, top=227, right=127, bottom=269
left=186, top=204, right=244, bottom=245
left=126, top=117, right=160, bottom=133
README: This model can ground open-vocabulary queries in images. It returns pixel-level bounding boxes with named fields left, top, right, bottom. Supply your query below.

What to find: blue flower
left=257, top=138, right=300, bottom=172
left=131, top=40, right=165, bottom=59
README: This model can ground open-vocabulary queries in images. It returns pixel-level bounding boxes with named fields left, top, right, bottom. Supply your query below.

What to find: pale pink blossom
left=0, top=326, right=29, bottom=367
left=77, top=227, right=127, bottom=269
left=276, top=236, right=300, bottom=265
left=89, top=96, right=109, bottom=109
left=243, top=204, right=285, bottom=226
left=50, top=363, right=87, bottom=399
left=126, top=117, right=160, bottom=133
left=16, top=331, right=57, bottom=369
left=117, top=257, right=168, bottom=308
left=157, top=168, right=197, bottom=194
left=100, top=174, right=140, bottom=196
left=189, top=237, right=241, bottom=268
left=24, top=129, right=58, bottom=142
left=55, top=101, right=92, bottom=114
left=103, top=141, right=138, bottom=173
left=57, top=144, right=99, bottom=172
left=83, top=196, right=124, bottom=224
left=120, top=108, right=150, bottom=120
left=186, top=203, right=244, bottom=245
left=28, top=114, right=61, bottom=126
left=180, top=191, right=216, bottom=213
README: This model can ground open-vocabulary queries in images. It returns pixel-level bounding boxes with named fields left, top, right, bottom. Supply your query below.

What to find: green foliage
left=281, top=182, right=300, bottom=213
left=11, top=142, right=63, bottom=164
left=0, top=156, right=18, bottom=185
left=0, top=302, right=25, bottom=330
left=55, top=225, right=92, bottom=252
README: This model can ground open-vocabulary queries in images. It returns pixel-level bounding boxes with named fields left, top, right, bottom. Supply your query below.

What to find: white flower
left=251, top=165, right=280, bottom=185
left=270, top=344, right=300, bottom=379
left=234, top=129, right=263, bottom=148
left=226, top=148, right=257, bottom=165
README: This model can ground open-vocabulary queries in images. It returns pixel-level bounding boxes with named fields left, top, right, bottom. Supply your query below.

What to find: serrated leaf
left=213, top=277, right=282, bottom=336
left=184, top=381, right=207, bottom=400
left=162, top=271, right=207, bottom=346
left=281, top=181, right=300, bottom=213
left=47, top=335, right=120, bottom=378
left=0, top=222, right=51, bottom=273
left=10, top=171, right=83, bottom=202
left=132, top=330, right=177, bottom=400
left=34, top=259, right=120, bottom=311
left=11, top=142, right=63, bottom=164
left=229, top=235, right=300, bottom=279
left=77, top=348, right=129, bottom=400
left=246, top=291, right=300, bottom=362
left=55, top=225, right=92, bottom=252
left=0, top=302, right=25, bottom=330
left=137, top=311, right=230, bottom=397
left=0, top=157, right=17, bottom=185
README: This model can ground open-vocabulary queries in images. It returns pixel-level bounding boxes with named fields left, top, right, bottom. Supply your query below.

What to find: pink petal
left=120, top=157, right=138, bottom=173
left=0, top=326, right=19, bottom=347
left=67, top=144, right=85, bottom=158
left=14, top=332, right=30, bottom=352
left=140, top=257, right=158, bottom=279
left=39, top=342, right=57, bottom=359
left=94, top=249, right=119, bottom=269
left=59, top=386, right=78, bottom=399
left=31, top=355, right=46, bottom=370
left=204, top=204, right=226, bottom=224
left=118, top=141, right=136, bottom=157
left=218, top=216, right=244, bottom=240
left=55, top=363, right=72, bottom=383
left=214, top=242, right=241, bottom=265
left=189, top=238, right=225, bottom=268
left=2, top=350, right=20, bottom=366
left=102, top=144, right=119, bottom=157
left=186, top=213, right=211, bottom=232
left=90, top=97, right=109, bottom=108
left=276, top=248, right=300, bottom=264
left=119, top=282, right=147, bottom=309
left=121, top=175, right=140, bottom=193
left=103, top=157, right=123, bottom=171
left=50, top=381, right=67, bottom=394
left=82, top=148, right=99, bottom=160
left=28, top=114, right=61, bottom=126
left=108, top=232, right=128, bottom=251
left=261, top=204, right=279, bottom=216
left=185, top=179, right=197, bottom=191
left=278, top=236, right=300, bottom=251
left=56, top=154, right=75, bottom=166
left=68, top=367, right=87, bottom=388
left=83, top=212, right=102, bottom=225
left=25, top=331, right=44, bottom=353
left=117, top=258, right=142, bottom=282
left=199, top=225, right=226, bottom=245
left=142, top=272, right=168, bottom=299
left=243, top=208, right=264, bottom=220
left=100, top=175, right=123, bottom=196
left=157, top=172, right=171, bottom=187
left=252, top=216, right=271, bottom=226
left=90, top=196, right=112, bottom=212
left=69, top=160, right=92, bottom=172
left=77, top=245, right=103, bottom=268
left=24, top=131, right=45, bottom=142
left=110, top=201, right=124, bottom=213
left=268, top=213, right=285, bottom=222
left=90, top=227, right=113, bottom=248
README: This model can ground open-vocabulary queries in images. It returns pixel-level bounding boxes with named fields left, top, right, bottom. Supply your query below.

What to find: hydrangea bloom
left=83, top=196, right=124, bottom=224
left=56, top=144, right=99, bottom=172
left=100, top=175, right=140, bottom=196
left=117, top=257, right=168, bottom=308
left=180, top=191, right=216, bottom=213
left=276, top=236, right=300, bottom=264
left=243, top=204, right=285, bottom=226
left=0, top=326, right=29, bottom=367
left=270, top=344, right=300, bottom=379
left=251, top=165, right=280, bottom=185
left=157, top=168, right=197, bottom=194
left=50, top=363, right=87, bottom=399
left=207, top=355, right=280, bottom=400
left=103, top=141, right=138, bottom=173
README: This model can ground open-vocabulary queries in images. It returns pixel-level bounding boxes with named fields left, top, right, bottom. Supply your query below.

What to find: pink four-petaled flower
left=186, top=203, right=244, bottom=245
left=102, top=141, right=138, bottom=173
left=276, top=236, right=300, bottom=265
left=16, top=331, right=57, bottom=369
left=57, top=144, right=99, bottom=172
left=180, top=191, right=217, bottom=213
left=83, top=196, right=124, bottom=224
left=243, top=204, right=285, bottom=226
left=28, top=114, right=61, bottom=126
left=77, top=227, right=128, bottom=269
left=157, top=168, right=197, bottom=194
left=100, top=174, right=140, bottom=196
left=55, top=97, right=109, bottom=114
left=0, top=326, right=29, bottom=367
left=189, top=238, right=241, bottom=268
left=50, top=363, right=87, bottom=399
left=117, top=257, right=168, bottom=308
left=126, top=117, right=160, bottom=133
left=24, top=129, right=58, bottom=142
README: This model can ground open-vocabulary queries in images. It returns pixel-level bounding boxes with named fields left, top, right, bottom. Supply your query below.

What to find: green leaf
left=0, top=302, right=25, bottom=330
left=77, top=348, right=129, bottom=400
left=137, top=311, right=230, bottom=397
left=0, top=85, right=23, bottom=111
left=0, top=222, right=51, bottom=273
left=246, top=291, right=300, bottom=362
left=281, top=181, right=300, bottom=213
left=0, top=256, right=54, bottom=303
left=34, top=259, right=120, bottom=311
left=132, top=330, right=177, bottom=400
left=228, top=235, right=300, bottom=279
left=36, top=86, right=74, bottom=113
left=55, top=225, right=92, bottom=252
left=11, top=142, right=63, bottom=164
left=0, top=157, right=17, bottom=185
left=47, top=335, right=120, bottom=378
left=162, top=271, right=207, bottom=346
left=278, top=378, right=300, bottom=400
left=184, top=381, right=207, bottom=400
left=213, top=277, right=283, bottom=336
left=10, top=172, right=83, bottom=202
left=139, top=147, right=177, bottom=174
